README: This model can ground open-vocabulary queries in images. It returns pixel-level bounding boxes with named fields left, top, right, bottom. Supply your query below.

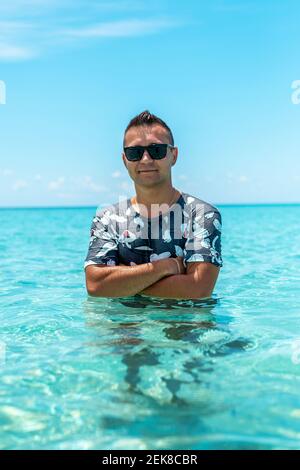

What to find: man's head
left=122, top=110, right=178, bottom=188
left=123, top=110, right=174, bottom=148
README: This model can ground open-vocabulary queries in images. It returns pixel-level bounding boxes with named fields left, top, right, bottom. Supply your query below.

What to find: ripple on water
left=1, top=205, right=300, bottom=449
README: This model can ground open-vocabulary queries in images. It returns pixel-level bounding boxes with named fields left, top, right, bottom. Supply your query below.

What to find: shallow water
left=1, top=205, right=300, bottom=449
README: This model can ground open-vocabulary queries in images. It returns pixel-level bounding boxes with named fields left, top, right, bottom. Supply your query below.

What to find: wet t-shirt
left=84, top=192, right=223, bottom=270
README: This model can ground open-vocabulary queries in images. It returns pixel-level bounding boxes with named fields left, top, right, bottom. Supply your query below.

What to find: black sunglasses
left=123, top=143, right=174, bottom=161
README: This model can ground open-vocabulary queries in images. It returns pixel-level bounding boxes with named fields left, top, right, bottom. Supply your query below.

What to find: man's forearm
left=86, top=259, right=177, bottom=298
left=139, top=273, right=210, bottom=300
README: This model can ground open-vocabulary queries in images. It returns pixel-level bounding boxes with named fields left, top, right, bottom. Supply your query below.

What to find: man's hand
left=159, top=256, right=186, bottom=275
left=171, top=256, right=186, bottom=275
left=138, top=261, right=220, bottom=300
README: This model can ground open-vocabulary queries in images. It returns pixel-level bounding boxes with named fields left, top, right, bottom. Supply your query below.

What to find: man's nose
left=140, top=150, right=152, bottom=161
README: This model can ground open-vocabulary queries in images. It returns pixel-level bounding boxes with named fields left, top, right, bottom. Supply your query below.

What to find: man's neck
left=131, top=185, right=180, bottom=218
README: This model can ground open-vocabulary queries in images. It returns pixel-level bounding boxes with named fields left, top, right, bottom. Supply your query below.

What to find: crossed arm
left=138, top=262, right=219, bottom=299
left=85, top=259, right=220, bottom=300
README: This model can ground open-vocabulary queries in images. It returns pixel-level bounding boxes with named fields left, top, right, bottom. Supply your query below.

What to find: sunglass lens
left=125, top=147, right=143, bottom=161
left=148, top=144, right=167, bottom=159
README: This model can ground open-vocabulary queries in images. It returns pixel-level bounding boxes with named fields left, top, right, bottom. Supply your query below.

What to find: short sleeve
left=183, top=206, right=223, bottom=268
left=84, top=208, right=119, bottom=269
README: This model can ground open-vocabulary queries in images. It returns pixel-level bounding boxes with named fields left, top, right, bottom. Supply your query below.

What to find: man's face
left=122, top=124, right=178, bottom=188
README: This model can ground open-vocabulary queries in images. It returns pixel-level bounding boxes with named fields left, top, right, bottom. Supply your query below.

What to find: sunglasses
left=123, top=143, right=174, bottom=161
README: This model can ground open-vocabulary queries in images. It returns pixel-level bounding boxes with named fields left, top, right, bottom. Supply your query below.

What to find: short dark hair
left=123, top=110, right=174, bottom=147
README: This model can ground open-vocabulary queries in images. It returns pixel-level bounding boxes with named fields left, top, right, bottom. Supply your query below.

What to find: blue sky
left=0, top=0, right=299, bottom=207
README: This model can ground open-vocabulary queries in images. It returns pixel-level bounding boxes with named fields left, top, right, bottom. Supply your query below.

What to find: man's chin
left=135, top=175, right=161, bottom=186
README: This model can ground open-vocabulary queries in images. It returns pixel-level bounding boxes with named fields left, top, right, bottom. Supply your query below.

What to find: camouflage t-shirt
left=84, top=192, right=223, bottom=270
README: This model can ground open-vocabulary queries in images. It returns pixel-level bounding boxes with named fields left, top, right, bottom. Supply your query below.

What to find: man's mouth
left=138, top=170, right=158, bottom=173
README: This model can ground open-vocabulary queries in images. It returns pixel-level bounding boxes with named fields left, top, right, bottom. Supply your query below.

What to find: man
left=84, top=110, right=223, bottom=300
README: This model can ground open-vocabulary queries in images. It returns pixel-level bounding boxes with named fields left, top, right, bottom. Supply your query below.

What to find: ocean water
left=0, top=204, right=300, bottom=450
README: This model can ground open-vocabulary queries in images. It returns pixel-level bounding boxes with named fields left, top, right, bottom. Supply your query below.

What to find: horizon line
left=1, top=201, right=300, bottom=209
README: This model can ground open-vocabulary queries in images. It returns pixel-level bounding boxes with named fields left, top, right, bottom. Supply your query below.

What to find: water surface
left=1, top=205, right=300, bottom=449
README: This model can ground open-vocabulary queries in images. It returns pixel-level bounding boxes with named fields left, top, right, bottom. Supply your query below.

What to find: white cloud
left=48, top=176, right=65, bottom=190
left=71, top=175, right=108, bottom=193
left=239, top=175, right=249, bottom=183
left=1, top=168, right=14, bottom=176
left=0, top=0, right=62, bottom=14
left=112, top=170, right=122, bottom=178
left=12, top=179, right=28, bottom=191
left=225, top=172, right=250, bottom=183
left=34, top=174, right=42, bottom=180
left=0, top=43, right=35, bottom=60
left=120, top=180, right=133, bottom=191
left=80, top=175, right=107, bottom=193
left=0, top=19, right=37, bottom=60
left=0, top=1, right=180, bottom=61
left=61, top=18, right=177, bottom=39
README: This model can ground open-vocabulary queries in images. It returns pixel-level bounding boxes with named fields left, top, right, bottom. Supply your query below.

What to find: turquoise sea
left=1, top=204, right=300, bottom=450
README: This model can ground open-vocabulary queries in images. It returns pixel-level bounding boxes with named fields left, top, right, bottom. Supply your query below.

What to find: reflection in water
left=83, top=295, right=252, bottom=410
left=115, top=294, right=220, bottom=310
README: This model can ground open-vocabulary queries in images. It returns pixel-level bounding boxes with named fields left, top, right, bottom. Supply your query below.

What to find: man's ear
left=171, top=147, right=178, bottom=166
